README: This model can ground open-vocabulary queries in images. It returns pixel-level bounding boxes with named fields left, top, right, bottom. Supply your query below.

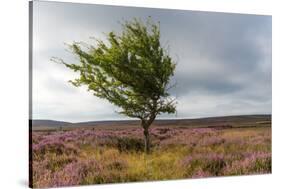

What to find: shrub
left=33, top=141, right=78, bottom=159
left=52, top=159, right=102, bottom=187
left=222, top=152, right=271, bottom=175
left=116, top=137, right=144, bottom=152
left=192, top=168, right=212, bottom=178
left=181, top=153, right=227, bottom=176
left=202, top=154, right=226, bottom=175
left=45, top=154, right=77, bottom=172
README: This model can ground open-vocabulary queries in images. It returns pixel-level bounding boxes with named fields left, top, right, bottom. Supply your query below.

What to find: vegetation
left=53, top=18, right=176, bottom=153
left=32, top=126, right=271, bottom=188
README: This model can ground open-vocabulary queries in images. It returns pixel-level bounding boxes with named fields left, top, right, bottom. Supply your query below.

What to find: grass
left=31, top=126, right=271, bottom=188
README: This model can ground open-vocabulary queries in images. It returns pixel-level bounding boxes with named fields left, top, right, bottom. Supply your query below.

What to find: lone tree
left=54, top=18, right=176, bottom=153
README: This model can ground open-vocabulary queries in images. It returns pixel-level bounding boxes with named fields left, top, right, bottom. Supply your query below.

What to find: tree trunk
left=141, top=111, right=156, bottom=154
left=143, top=127, right=150, bottom=154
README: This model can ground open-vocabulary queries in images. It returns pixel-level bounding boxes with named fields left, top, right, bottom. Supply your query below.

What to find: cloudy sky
left=32, top=1, right=272, bottom=122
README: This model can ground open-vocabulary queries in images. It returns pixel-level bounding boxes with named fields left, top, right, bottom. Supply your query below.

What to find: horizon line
left=31, top=113, right=272, bottom=124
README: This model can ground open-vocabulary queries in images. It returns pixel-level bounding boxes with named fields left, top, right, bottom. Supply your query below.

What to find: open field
left=31, top=115, right=271, bottom=188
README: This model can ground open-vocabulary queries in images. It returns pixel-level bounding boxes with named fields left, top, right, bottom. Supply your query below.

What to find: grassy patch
left=32, top=126, right=271, bottom=187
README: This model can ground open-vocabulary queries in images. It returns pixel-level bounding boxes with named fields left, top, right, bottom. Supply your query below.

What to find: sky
left=32, top=1, right=272, bottom=122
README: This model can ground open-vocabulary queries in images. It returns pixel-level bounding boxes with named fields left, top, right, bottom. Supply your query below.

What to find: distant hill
left=32, top=120, right=71, bottom=127
left=31, top=114, right=271, bottom=131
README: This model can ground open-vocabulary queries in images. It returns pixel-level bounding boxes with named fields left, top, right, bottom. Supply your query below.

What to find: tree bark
left=143, top=127, right=150, bottom=154
left=141, top=108, right=156, bottom=154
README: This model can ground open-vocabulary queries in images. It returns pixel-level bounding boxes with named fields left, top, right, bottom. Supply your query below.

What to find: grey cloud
left=43, top=76, right=78, bottom=94
left=32, top=1, right=271, bottom=122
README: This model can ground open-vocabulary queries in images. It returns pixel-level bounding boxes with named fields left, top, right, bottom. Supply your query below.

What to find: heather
left=32, top=126, right=271, bottom=188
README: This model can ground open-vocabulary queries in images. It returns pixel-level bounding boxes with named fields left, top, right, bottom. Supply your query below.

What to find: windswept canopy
left=54, top=18, right=176, bottom=122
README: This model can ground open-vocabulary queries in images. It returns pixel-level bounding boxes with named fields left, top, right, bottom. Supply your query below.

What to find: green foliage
left=53, top=18, right=176, bottom=123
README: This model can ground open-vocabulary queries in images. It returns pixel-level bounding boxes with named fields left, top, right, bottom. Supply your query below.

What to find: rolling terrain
left=31, top=114, right=271, bottom=131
